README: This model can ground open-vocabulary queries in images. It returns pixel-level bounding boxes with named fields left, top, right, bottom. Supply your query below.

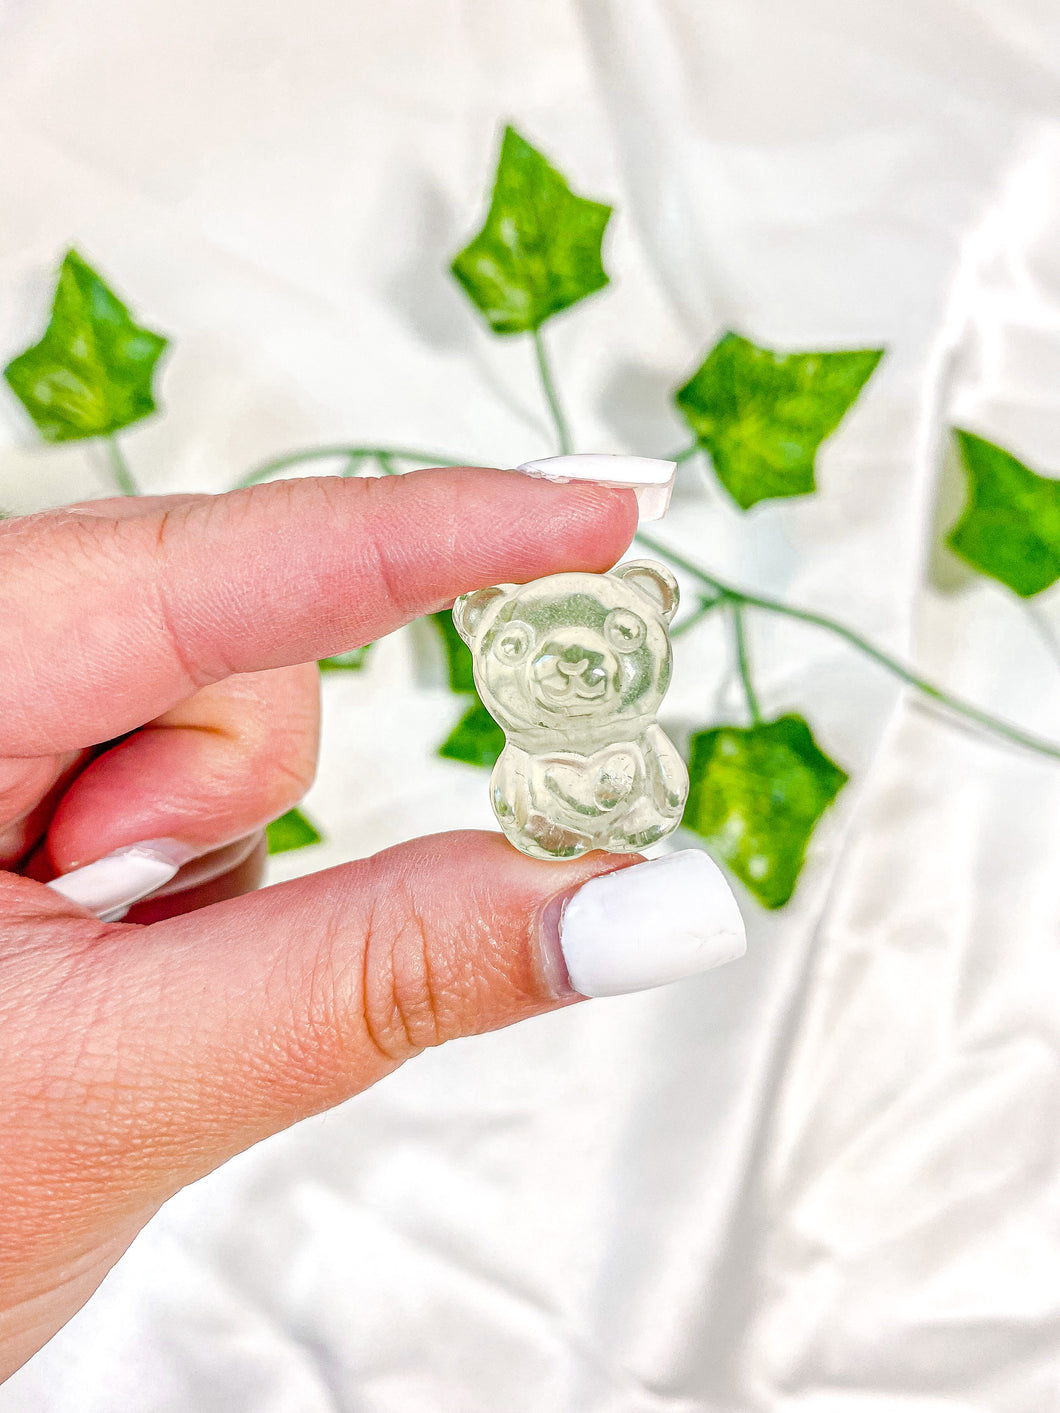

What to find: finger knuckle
left=362, top=880, right=448, bottom=1062
left=227, top=698, right=319, bottom=817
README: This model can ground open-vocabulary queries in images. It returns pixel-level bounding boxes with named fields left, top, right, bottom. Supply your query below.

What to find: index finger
left=0, top=468, right=638, bottom=756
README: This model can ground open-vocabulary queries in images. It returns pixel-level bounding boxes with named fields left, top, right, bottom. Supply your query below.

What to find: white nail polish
left=97, top=904, right=132, bottom=923
left=515, top=454, right=677, bottom=521
left=554, top=850, right=746, bottom=998
left=46, top=839, right=198, bottom=918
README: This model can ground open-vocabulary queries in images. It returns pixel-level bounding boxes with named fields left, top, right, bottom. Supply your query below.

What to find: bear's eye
left=493, top=622, right=532, bottom=664
left=605, top=608, right=646, bottom=652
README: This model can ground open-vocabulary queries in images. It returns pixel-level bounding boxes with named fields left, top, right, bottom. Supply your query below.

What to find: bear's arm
left=489, top=742, right=532, bottom=830
left=644, top=723, right=689, bottom=814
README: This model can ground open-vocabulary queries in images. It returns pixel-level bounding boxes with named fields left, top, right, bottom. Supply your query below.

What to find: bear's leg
left=490, top=749, right=592, bottom=859
left=522, top=760, right=594, bottom=859
left=518, top=812, right=594, bottom=860
left=608, top=797, right=672, bottom=850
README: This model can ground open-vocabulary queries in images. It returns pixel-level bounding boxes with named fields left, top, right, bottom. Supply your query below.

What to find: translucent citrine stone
left=453, top=561, right=689, bottom=860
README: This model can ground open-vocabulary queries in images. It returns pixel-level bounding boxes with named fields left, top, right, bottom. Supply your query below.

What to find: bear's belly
left=541, top=748, right=639, bottom=818
left=490, top=737, right=686, bottom=859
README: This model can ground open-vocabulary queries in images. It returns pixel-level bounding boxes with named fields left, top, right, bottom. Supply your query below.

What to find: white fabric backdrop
left=3, top=1, right=1060, bottom=1407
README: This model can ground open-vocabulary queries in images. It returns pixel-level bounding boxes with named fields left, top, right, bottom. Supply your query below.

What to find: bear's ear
left=452, top=585, right=509, bottom=643
left=609, top=560, right=680, bottom=623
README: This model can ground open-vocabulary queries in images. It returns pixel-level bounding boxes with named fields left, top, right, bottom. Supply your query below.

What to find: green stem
left=670, top=594, right=725, bottom=640
left=104, top=435, right=138, bottom=496
left=531, top=325, right=573, bottom=456
left=1023, top=599, right=1060, bottom=675
left=730, top=600, right=761, bottom=724
left=238, top=445, right=467, bottom=488
left=670, top=441, right=700, bottom=464
left=638, top=531, right=1060, bottom=764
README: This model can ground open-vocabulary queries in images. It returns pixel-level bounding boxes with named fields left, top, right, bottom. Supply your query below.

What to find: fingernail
left=515, top=454, right=676, bottom=521
left=539, top=850, right=746, bottom=999
left=46, top=839, right=200, bottom=919
left=98, top=904, right=132, bottom=923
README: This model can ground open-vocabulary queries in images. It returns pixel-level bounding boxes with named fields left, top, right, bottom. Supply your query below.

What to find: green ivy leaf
left=318, top=645, right=372, bottom=672
left=438, top=700, right=505, bottom=769
left=674, top=332, right=884, bottom=510
left=266, top=807, right=323, bottom=855
left=432, top=612, right=502, bottom=766
left=947, top=429, right=1060, bottom=597
left=432, top=610, right=476, bottom=693
left=450, top=125, right=612, bottom=335
left=684, top=714, right=848, bottom=908
left=4, top=249, right=168, bottom=443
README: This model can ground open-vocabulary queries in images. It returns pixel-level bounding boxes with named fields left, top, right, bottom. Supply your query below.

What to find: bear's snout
left=530, top=637, right=615, bottom=711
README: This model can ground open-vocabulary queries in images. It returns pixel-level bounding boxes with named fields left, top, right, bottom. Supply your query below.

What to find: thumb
left=6, top=833, right=743, bottom=1256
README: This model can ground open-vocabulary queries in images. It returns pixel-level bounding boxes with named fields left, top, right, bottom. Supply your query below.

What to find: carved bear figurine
left=453, top=561, right=689, bottom=860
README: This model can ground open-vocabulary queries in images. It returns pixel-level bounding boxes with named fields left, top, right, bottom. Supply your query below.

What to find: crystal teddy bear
left=453, top=560, right=689, bottom=860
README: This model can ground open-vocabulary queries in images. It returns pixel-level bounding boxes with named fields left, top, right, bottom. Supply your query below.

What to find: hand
left=0, top=467, right=742, bottom=1378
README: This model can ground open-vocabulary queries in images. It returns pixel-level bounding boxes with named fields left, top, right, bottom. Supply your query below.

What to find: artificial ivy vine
left=6, top=125, right=1060, bottom=907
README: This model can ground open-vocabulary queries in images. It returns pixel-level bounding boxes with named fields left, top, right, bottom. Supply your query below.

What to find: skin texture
left=0, top=467, right=640, bottom=1379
